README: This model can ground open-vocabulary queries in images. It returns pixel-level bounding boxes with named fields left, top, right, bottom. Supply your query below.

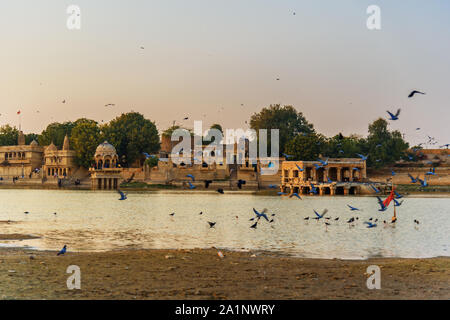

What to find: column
left=324, top=169, right=328, bottom=183
left=349, top=169, right=353, bottom=182
left=337, top=168, right=342, bottom=182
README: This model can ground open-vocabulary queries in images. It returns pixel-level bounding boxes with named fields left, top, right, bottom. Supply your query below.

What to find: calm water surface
left=0, top=189, right=448, bottom=259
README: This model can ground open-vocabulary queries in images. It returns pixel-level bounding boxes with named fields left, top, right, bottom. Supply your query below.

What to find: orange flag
left=383, top=188, right=395, bottom=208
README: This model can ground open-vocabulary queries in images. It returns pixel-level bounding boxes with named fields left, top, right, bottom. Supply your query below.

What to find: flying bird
left=282, top=153, right=293, bottom=159
left=408, top=173, right=419, bottom=183
left=418, top=177, right=428, bottom=187
left=425, top=167, right=436, bottom=176
left=376, top=196, right=388, bottom=212
left=394, top=199, right=403, bottom=207
left=289, top=193, right=302, bottom=200
left=356, top=153, right=368, bottom=161
left=347, top=205, right=360, bottom=211
left=295, top=164, right=304, bottom=172
left=187, top=181, right=196, bottom=189
left=207, top=221, right=216, bottom=228
left=364, top=222, right=377, bottom=228
left=313, top=209, right=328, bottom=220
left=186, top=174, right=195, bottom=181
left=252, top=208, right=269, bottom=221
left=369, top=184, right=380, bottom=193
left=386, top=109, right=401, bottom=120
left=408, top=90, right=426, bottom=98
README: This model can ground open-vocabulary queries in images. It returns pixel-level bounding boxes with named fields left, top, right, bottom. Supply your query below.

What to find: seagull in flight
left=313, top=209, right=328, bottom=220
left=295, top=164, right=304, bottom=172
left=289, top=193, right=302, bottom=200
left=369, top=184, right=380, bottom=193
left=408, top=173, right=419, bottom=183
left=356, top=153, right=368, bottom=161
left=186, top=174, right=195, bottom=181
left=425, top=167, right=436, bottom=176
left=347, top=205, right=360, bottom=211
left=282, top=153, right=293, bottom=159
left=418, top=177, right=428, bottom=187
left=364, top=222, right=377, bottom=228
left=252, top=208, right=270, bottom=221
left=117, top=189, right=127, bottom=200
left=408, top=90, right=426, bottom=98
left=386, top=109, right=401, bottom=120
left=207, top=221, right=216, bottom=228
left=376, top=196, right=388, bottom=212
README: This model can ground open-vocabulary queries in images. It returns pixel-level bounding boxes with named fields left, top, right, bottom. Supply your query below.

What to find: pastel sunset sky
left=0, top=0, right=448, bottom=147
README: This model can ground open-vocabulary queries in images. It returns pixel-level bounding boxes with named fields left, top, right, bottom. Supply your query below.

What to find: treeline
left=0, top=105, right=411, bottom=169
left=0, top=112, right=160, bottom=168
left=250, top=104, right=411, bottom=168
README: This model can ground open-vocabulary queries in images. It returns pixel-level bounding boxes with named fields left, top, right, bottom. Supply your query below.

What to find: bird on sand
left=117, top=189, right=127, bottom=200
left=408, top=90, right=425, bottom=98
left=414, top=219, right=420, bottom=225
left=386, top=109, right=401, bottom=120
left=169, top=212, right=175, bottom=216
left=24, top=211, right=29, bottom=214
left=207, top=221, right=216, bottom=228
left=250, top=221, right=258, bottom=229
left=217, top=188, right=224, bottom=194
left=199, top=211, right=203, bottom=215
left=57, top=245, right=67, bottom=256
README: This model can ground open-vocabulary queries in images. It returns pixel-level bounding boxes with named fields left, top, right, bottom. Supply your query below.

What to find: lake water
left=0, top=189, right=448, bottom=259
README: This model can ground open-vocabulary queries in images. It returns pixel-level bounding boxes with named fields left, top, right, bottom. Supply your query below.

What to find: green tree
left=25, top=133, right=39, bottom=144
left=145, top=156, right=159, bottom=168
left=70, top=119, right=102, bottom=168
left=365, top=118, right=409, bottom=168
left=285, top=133, right=326, bottom=161
left=38, top=121, right=75, bottom=148
left=250, top=104, right=314, bottom=155
left=0, top=125, right=19, bottom=146
left=102, top=112, right=160, bottom=167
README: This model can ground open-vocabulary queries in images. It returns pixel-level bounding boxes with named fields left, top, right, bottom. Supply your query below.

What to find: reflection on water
left=0, top=189, right=448, bottom=259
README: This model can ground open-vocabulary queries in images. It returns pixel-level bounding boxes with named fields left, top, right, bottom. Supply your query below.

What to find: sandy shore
left=0, top=247, right=448, bottom=300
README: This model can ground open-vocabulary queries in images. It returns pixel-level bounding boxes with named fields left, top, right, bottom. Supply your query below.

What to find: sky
left=0, top=0, right=449, bottom=148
